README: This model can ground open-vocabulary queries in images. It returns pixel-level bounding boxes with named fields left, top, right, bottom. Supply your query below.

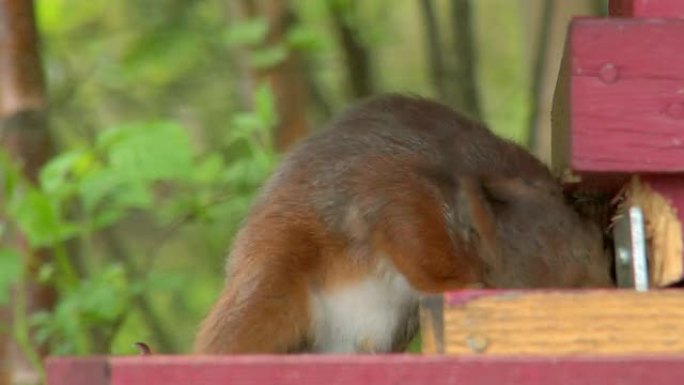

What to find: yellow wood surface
left=617, top=176, right=684, bottom=287
left=422, top=290, right=684, bottom=356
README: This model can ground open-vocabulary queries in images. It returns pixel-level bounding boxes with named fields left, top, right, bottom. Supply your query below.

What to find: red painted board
left=46, top=355, right=684, bottom=385
left=45, top=356, right=109, bottom=385
left=561, top=18, right=684, bottom=173
left=610, top=0, right=684, bottom=18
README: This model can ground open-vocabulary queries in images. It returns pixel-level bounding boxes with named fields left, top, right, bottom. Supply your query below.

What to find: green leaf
left=96, top=126, right=129, bottom=151
left=0, top=248, right=22, bottom=304
left=77, top=265, right=130, bottom=324
left=39, top=150, right=88, bottom=198
left=30, top=264, right=133, bottom=355
left=106, top=121, right=194, bottom=182
left=0, top=150, right=21, bottom=201
left=121, top=29, right=204, bottom=86
left=202, top=194, right=254, bottom=223
left=229, top=113, right=261, bottom=144
left=221, top=156, right=272, bottom=189
left=223, top=17, right=269, bottom=47
left=254, top=83, right=277, bottom=129
left=36, top=0, right=109, bottom=35
left=78, top=169, right=152, bottom=215
left=227, top=92, right=277, bottom=153
left=286, top=25, right=329, bottom=52
left=78, top=169, right=125, bottom=214
left=91, top=208, right=127, bottom=229
left=145, top=271, right=188, bottom=292
left=193, top=153, right=225, bottom=185
left=250, top=44, right=288, bottom=69
left=9, top=189, right=75, bottom=246
left=79, top=171, right=152, bottom=229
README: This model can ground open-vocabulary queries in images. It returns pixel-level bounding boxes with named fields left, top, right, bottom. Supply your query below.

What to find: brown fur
left=194, top=95, right=614, bottom=354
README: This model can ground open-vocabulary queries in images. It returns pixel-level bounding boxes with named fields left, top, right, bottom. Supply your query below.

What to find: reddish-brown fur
left=194, top=95, right=614, bottom=354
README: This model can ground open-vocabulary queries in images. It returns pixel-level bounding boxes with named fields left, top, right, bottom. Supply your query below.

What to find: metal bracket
left=613, top=206, right=649, bottom=291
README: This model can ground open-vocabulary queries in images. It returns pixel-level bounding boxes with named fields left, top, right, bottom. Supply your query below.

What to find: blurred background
left=0, top=0, right=608, bottom=383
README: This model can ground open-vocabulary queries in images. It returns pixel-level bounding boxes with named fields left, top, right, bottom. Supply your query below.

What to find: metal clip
left=613, top=206, right=649, bottom=291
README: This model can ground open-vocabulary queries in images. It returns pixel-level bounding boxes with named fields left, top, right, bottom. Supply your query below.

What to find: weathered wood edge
left=441, top=288, right=663, bottom=306
left=435, top=289, right=684, bottom=356
left=419, top=295, right=444, bottom=354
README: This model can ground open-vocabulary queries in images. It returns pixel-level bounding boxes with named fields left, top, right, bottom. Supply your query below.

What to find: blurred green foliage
left=3, top=83, right=277, bottom=355
left=1, top=0, right=548, bottom=364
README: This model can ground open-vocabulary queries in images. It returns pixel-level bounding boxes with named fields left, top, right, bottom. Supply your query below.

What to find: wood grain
left=435, top=289, right=684, bottom=356
left=618, top=176, right=684, bottom=286
left=609, top=0, right=684, bottom=18
left=419, top=296, right=445, bottom=354
left=46, top=354, right=684, bottom=385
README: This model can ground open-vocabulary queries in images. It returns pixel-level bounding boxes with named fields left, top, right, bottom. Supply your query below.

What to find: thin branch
left=420, top=0, right=448, bottom=100
left=328, top=2, right=374, bottom=99
left=450, top=0, right=482, bottom=119
left=526, top=0, right=555, bottom=151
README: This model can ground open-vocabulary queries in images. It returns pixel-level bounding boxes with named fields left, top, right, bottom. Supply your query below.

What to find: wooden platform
left=421, top=289, right=684, bottom=356
left=46, top=354, right=684, bottom=385
left=46, top=289, right=684, bottom=385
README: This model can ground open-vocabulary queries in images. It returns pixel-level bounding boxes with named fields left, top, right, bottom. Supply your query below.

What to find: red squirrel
left=194, top=95, right=614, bottom=354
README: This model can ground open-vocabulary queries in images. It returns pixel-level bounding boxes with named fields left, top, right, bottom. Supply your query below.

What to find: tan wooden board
left=421, top=290, right=684, bottom=356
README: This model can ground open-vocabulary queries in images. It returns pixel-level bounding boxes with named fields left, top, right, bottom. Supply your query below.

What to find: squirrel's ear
left=478, top=176, right=527, bottom=206
left=480, top=176, right=560, bottom=204
left=454, top=177, right=498, bottom=266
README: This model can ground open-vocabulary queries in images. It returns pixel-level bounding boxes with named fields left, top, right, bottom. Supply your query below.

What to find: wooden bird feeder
left=421, top=0, right=684, bottom=363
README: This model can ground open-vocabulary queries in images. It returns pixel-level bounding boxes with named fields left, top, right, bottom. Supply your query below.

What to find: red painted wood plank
left=610, top=0, right=684, bottom=18
left=44, top=355, right=684, bottom=385
left=45, top=356, right=109, bottom=385
left=561, top=18, right=684, bottom=173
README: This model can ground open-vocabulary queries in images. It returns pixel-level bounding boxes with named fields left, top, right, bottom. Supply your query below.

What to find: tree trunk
left=237, top=0, right=311, bottom=152
left=0, top=0, right=56, bottom=383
